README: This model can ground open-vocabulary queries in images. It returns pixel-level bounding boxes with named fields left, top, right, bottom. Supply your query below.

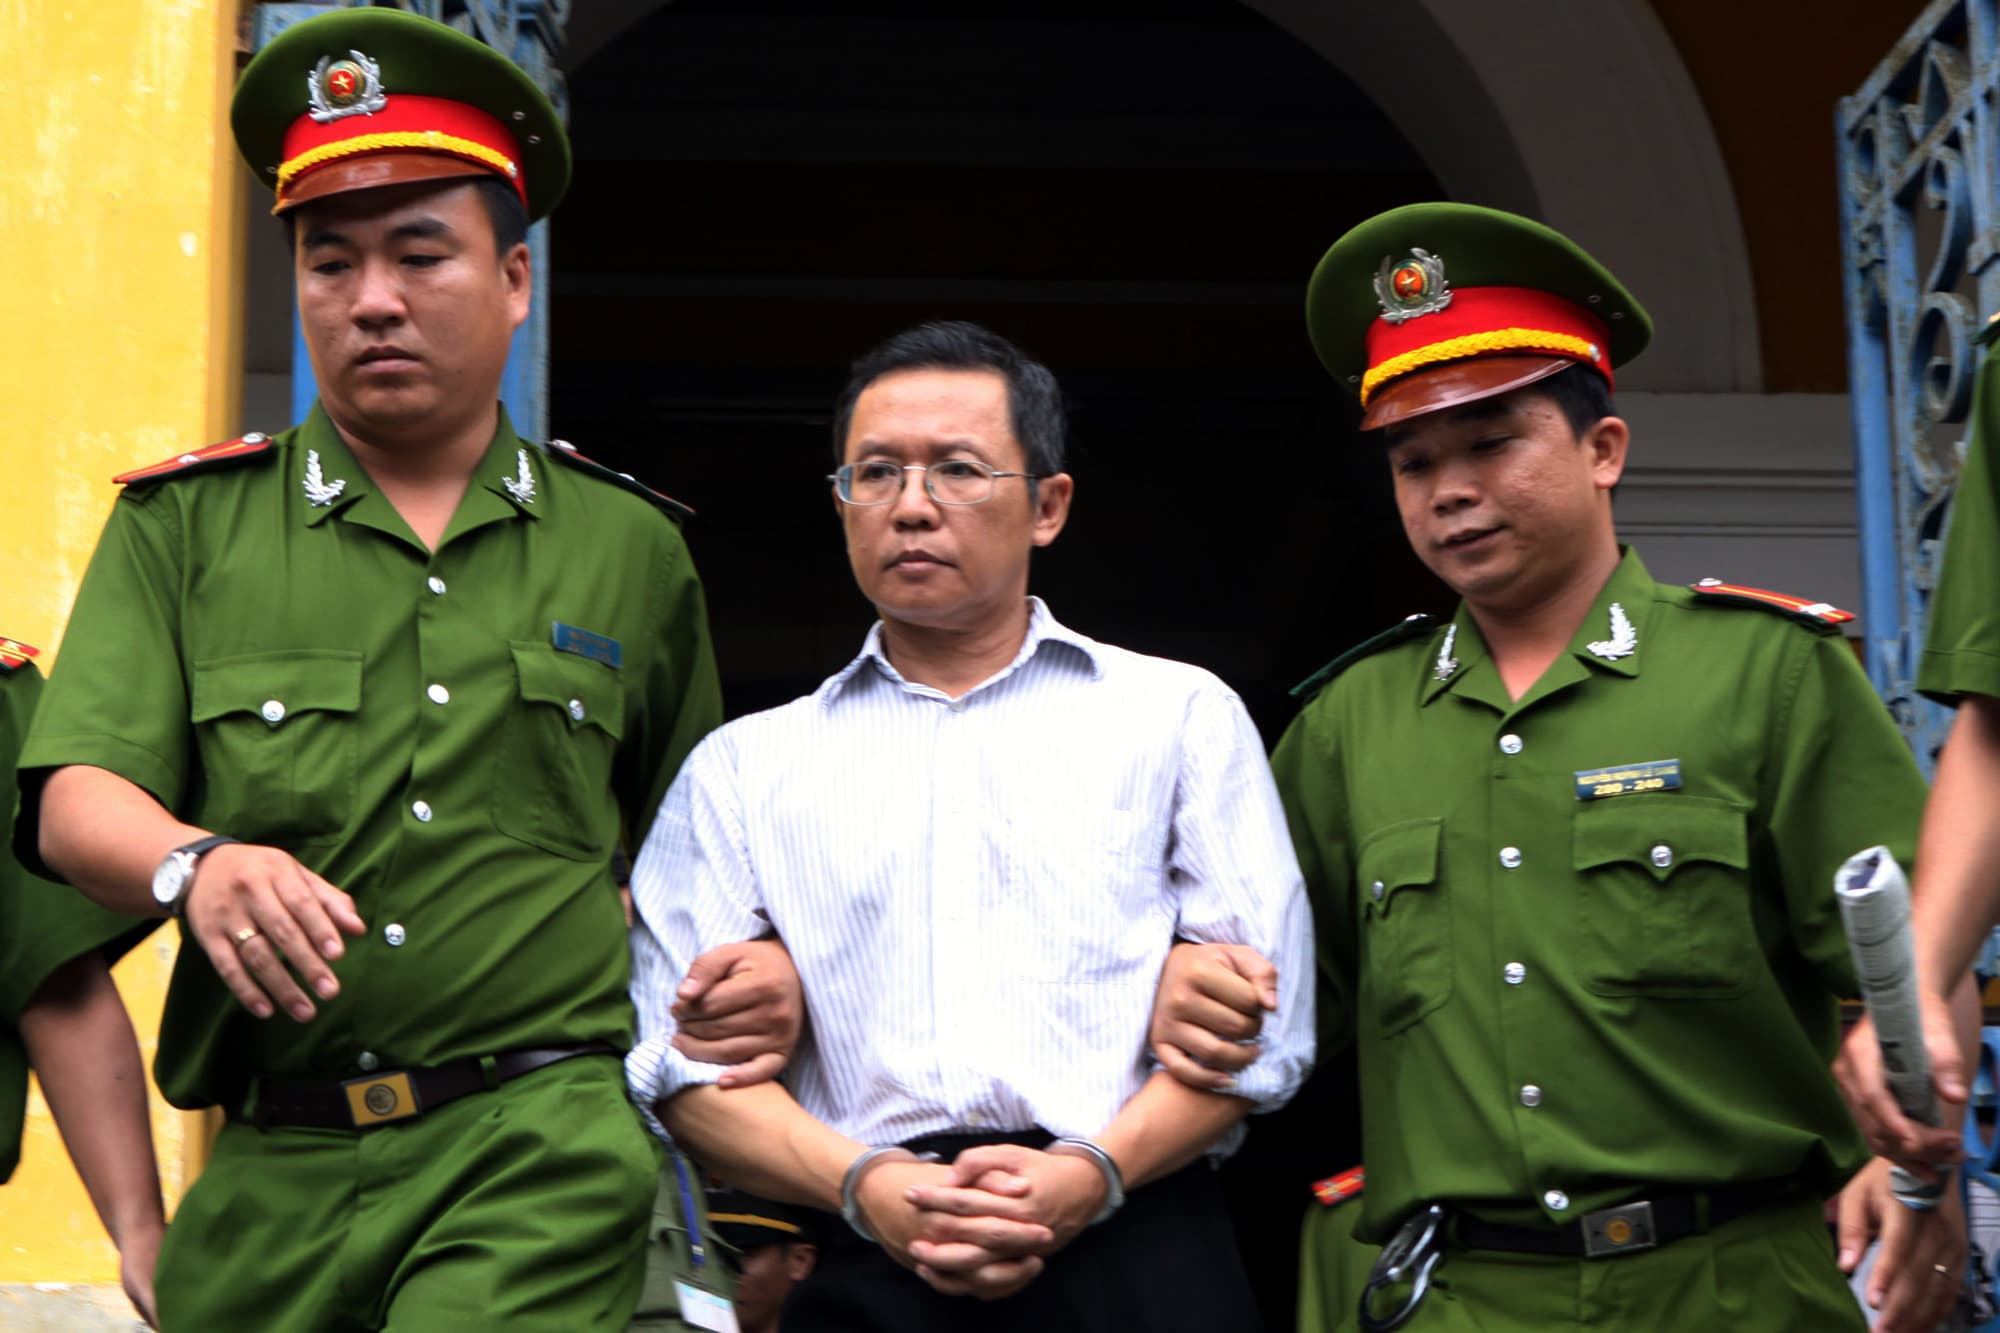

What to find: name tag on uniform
left=1573, top=759, right=1682, bottom=800
left=551, top=621, right=622, bottom=669
left=674, top=1281, right=739, bottom=1333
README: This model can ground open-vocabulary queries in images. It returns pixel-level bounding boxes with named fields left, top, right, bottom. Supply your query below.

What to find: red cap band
left=277, top=95, right=525, bottom=210
left=1361, top=286, right=1613, bottom=405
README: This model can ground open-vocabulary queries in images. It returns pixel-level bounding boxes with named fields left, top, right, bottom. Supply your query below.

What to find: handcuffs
left=1358, top=1204, right=1446, bottom=1332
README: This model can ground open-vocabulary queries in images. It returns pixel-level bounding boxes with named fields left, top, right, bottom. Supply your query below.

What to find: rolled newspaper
left=1835, top=845, right=1948, bottom=1207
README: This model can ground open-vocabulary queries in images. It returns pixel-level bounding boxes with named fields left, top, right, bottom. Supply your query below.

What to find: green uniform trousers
left=1299, top=1195, right=1864, bottom=1332
left=155, top=1056, right=657, bottom=1332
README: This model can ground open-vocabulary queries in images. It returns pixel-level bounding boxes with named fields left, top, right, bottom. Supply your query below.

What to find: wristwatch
left=151, top=835, right=240, bottom=917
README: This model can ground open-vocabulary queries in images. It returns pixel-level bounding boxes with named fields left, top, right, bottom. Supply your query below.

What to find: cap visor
left=1359, top=355, right=1575, bottom=431
left=276, top=152, right=495, bottom=214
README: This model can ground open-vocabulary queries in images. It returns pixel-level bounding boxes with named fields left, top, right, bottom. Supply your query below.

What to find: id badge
left=674, top=1279, right=740, bottom=1333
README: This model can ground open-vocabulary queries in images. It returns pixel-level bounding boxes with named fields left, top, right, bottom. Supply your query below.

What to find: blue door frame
left=1837, top=0, right=1992, bottom=776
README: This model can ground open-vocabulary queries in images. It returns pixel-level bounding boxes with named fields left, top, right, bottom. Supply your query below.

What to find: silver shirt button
left=1504, top=962, right=1526, bottom=985
left=1371, top=880, right=1386, bottom=902
left=1499, top=846, right=1523, bottom=869
left=1651, top=844, right=1673, bottom=868
left=1498, top=733, right=1523, bottom=755
left=411, top=800, right=433, bottom=822
left=1544, top=1189, right=1570, bottom=1211
left=383, top=923, right=406, bottom=947
left=426, top=683, right=450, bottom=705
left=567, top=698, right=586, bottom=722
left=357, top=1051, right=379, bottom=1072
left=261, top=699, right=286, bottom=724
left=1519, top=1084, right=1543, bottom=1108
left=949, top=699, right=966, bottom=713
left=427, top=576, right=447, bottom=596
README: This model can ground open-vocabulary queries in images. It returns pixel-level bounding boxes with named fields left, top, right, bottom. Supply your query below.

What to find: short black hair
left=830, top=321, right=1067, bottom=476
left=1529, top=363, right=1616, bottom=439
left=281, top=174, right=529, bottom=255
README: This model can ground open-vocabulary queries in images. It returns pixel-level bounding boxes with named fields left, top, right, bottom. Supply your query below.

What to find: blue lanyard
left=671, top=1152, right=706, bottom=1272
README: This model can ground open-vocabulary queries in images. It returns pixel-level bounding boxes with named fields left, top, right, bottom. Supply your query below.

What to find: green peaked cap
left=232, top=6, right=570, bottom=223
left=1305, top=202, right=1653, bottom=397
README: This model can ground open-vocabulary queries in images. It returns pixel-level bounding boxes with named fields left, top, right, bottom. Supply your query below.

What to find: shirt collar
left=1420, top=546, right=1656, bottom=707
left=818, top=596, right=1104, bottom=708
left=297, top=402, right=539, bottom=533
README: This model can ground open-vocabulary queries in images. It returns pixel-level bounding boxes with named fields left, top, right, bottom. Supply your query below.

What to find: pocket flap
left=191, top=650, right=362, bottom=726
left=1358, top=816, right=1442, bottom=912
left=1572, top=795, right=1748, bottom=881
left=509, top=641, right=626, bottom=740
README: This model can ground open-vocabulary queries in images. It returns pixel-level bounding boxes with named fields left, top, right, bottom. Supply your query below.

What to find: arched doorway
left=551, top=0, right=1450, bottom=741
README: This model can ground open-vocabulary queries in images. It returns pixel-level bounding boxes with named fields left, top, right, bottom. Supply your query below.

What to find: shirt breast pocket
left=1001, top=805, right=1169, bottom=983
left=190, top=649, right=361, bottom=845
left=1572, top=796, right=1753, bottom=997
left=1359, top=816, right=1450, bottom=1036
left=492, top=641, right=626, bottom=860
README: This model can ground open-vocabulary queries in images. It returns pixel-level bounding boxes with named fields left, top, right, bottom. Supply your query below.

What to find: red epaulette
left=544, top=439, right=694, bottom=522
left=1688, top=579, right=1855, bottom=628
left=113, top=433, right=275, bottom=486
left=1311, top=1165, right=1365, bottom=1208
left=0, top=637, right=41, bottom=673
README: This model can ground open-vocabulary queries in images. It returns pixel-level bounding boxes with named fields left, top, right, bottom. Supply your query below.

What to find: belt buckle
left=342, top=1070, right=422, bottom=1128
left=1581, top=1200, right=1656, bottom=1258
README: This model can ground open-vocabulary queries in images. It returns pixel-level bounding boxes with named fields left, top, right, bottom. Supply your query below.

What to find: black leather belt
left=241, top=1043, right=618, bottom=1131
left=1452, top=1177, right=1806, bottom=1259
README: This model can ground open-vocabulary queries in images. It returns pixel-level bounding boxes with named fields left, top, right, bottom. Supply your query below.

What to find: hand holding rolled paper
left=1836, top=846, right=1950, bottom=1208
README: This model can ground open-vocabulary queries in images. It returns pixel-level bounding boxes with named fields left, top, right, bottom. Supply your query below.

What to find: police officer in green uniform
left=1271, top=203, right=1963, bottom=1330
left=11, top=11, right=786, bottom=1330
left=1, top=635, right=166, bottom=1326
left=1841, top=313, right=2000, bottom=1184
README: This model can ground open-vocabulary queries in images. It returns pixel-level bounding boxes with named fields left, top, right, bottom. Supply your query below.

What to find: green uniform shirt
left=1, top=656, right=156, bottom=1179
left=1270, top=548, right=1923, bottom=1242
left=1920, top=351, right=2000, bottom=702
left=17, top=405, right=723, bottom=1109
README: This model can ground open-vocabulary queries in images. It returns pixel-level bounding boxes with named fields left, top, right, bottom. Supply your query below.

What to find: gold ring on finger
left=1935, top=1263, right=1952, bottom=1277
left=233, top=926, right=261, bottom=946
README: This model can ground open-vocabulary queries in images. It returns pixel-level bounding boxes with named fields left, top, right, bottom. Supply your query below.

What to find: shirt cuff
left=624, top=1035, right=731, bottom=1142
left=1232, top=1049, right=1313, bottom=1113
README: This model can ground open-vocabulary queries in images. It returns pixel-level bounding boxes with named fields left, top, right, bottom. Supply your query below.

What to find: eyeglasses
left=828, top=459, right=1048, bottom=506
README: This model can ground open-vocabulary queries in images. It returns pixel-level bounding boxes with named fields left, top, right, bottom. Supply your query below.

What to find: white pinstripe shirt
left=626, top=599, right=1314, bottom=1154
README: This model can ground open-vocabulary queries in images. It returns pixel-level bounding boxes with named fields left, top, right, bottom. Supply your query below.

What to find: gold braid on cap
left=276, top=130, right=518, bottom=194
left=1361, top=328, right=1598, bottom=404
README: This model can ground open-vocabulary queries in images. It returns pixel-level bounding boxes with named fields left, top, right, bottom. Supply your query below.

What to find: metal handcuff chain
left=1359, top=1204, right=1446, bottom=1332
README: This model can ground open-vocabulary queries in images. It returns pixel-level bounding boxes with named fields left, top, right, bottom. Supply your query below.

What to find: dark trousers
left=784, top=1129, right=1261, bottom=1333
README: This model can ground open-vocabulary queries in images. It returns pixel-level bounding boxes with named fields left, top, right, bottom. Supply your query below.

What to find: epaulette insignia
left=1291, top=614, right=1436, bottom=701
left=1689, top=578, right=1855, bottom=628
left=0, top=637, right=41, bottom=673
left=544, top=440, right=694, bottom=522
left=113, top=433, right=275, bottom=486
left=1980, top=312, right=2000, bottom=349
left=1311, top=1166, right=1365, bottom=1208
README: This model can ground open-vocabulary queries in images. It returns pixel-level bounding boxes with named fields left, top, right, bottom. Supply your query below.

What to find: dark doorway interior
left=554, top=4, right=1446, bottom=1325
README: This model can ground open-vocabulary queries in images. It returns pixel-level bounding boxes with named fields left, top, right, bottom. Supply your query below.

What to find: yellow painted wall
left=0, top=0, right=246, bottom=1282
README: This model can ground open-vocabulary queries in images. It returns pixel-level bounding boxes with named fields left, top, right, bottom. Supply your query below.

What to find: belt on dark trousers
left=238, top=1043, right=618, bottom=1131
left=1451, top=1176, right=1807, bottom=1259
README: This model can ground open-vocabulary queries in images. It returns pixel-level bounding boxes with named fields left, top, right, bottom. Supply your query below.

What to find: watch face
left=152, top=849, right=193, bottom=908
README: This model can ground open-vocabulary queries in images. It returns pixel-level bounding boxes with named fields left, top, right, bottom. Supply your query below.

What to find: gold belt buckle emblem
left=343, top=1071, right=421, bottom=1127
left=1582, top=1200, right=1657, bottom=1258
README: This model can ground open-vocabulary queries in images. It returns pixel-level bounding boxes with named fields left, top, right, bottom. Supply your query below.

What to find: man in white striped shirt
left=627, top=321, right=1314, bottom=1330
